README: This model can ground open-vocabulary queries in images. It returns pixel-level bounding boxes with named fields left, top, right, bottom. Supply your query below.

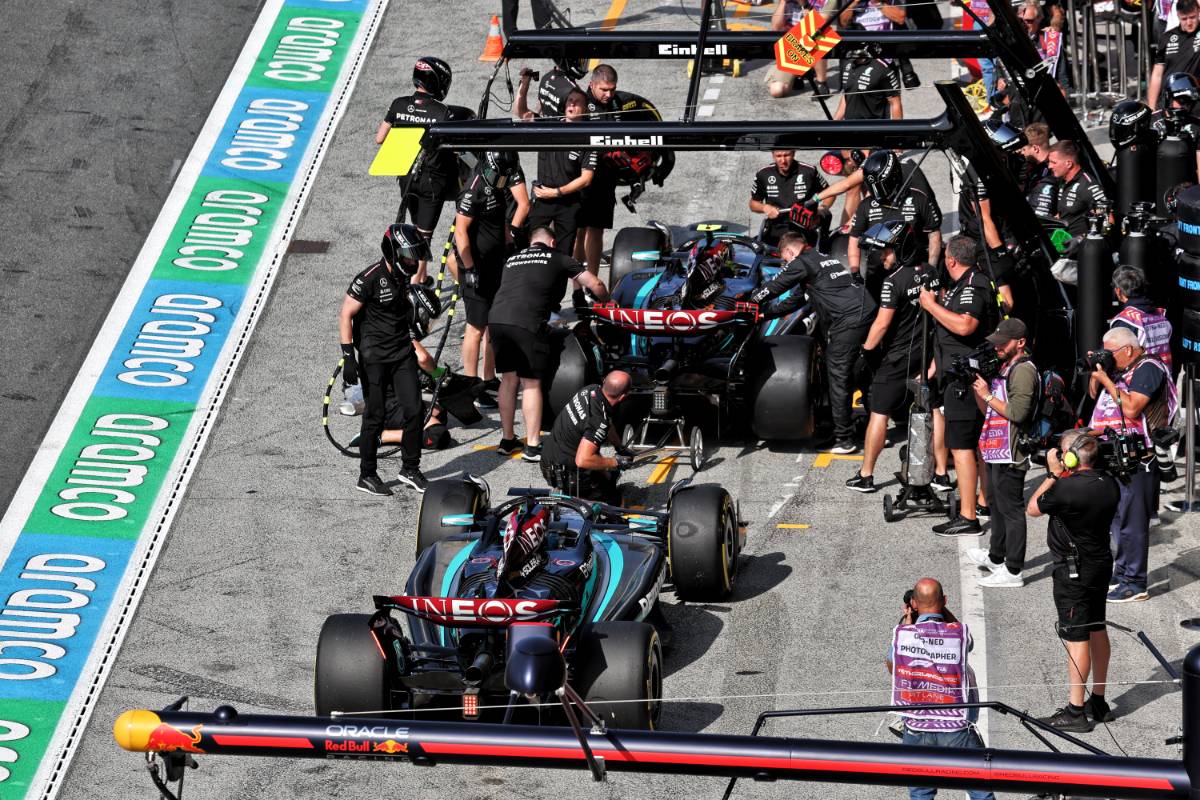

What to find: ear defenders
left=1061, top=433, right=1097, bottom=470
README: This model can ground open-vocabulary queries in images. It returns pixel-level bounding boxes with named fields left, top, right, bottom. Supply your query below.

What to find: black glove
left=340, top=343, right=359, bottom=386
left=460, top=268, right=480, bottom=291
left=615, top=454, right=634, bottom=470
left=615, top=444, right=635, bottom=459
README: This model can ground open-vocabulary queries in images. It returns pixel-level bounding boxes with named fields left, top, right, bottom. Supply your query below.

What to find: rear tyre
left=749, top=335, right=816, bottom=441
left=610, top=226, right=670, bottom=292
left=668, top=484, right=737, bottom=600
left=543, top=332, right=595, bottom=424
left=416, top=478, right=484, bottom=556
left=574, top=621, right=663, bottom=730
left=315, top=614, right=388, bottom=716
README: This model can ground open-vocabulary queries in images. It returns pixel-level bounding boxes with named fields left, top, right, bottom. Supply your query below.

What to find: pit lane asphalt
left=51, top=1, right=1200, bottom=797
left=0, top=1, right=261, bottom=515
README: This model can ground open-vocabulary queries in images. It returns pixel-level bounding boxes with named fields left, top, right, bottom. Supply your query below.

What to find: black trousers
left=359, top=356, right=422, bottom=477
left=986, top=462, right=1028, bottom=573
left=528, top=199, right=580, bottom=256
left=826, top=323, right=870, bottom=441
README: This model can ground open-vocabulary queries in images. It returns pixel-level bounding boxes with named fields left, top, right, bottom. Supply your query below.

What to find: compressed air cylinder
left=1177, top=185, right=1200, bottom=256
left=1076, top=226, right=1114, bottom=360
left=1116, top=141, right=1157, bottom=218
left=1180, top=250, right=1200, bottom=312
left=1183, top=309, right=1200, bottom=365
left=1158, top=135, right=1198, bottom=217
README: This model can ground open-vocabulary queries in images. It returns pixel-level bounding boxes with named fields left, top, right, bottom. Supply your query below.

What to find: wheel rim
left=690, top=427, right=704, bottom=472
left=721, top=500, right=735, bottom=590
left=647, top=635, right=663, bottom=729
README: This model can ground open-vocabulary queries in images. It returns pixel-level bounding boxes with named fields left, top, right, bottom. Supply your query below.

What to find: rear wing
left=584, top=303, right=761, bottom=335
left=374, top=595, right=571, bottom=628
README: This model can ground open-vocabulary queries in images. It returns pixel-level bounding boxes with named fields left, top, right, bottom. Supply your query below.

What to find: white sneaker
left=978, top=568, right=1024, bottom=588
left=966, top=547, right=1002, bottom=571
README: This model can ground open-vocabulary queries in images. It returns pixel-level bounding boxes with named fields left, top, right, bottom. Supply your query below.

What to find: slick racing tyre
left=315, top=614, right=389, bottom=716
left=542, top=331, right=596, bottom=424
left=748, top=335, right=816, bottom=441
left=416, top=478, right=486, bottom=556
left=575, top=621, right=663, bottom=730
left=610, top=226, right=670, bottom=291
left=668, top=484, right=737, bottom=600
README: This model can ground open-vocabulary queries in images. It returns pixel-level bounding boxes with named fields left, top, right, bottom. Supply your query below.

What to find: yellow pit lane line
left=646, top=455, right=678, bottom=485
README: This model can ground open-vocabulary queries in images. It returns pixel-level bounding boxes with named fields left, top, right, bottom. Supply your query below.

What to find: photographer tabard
left=1086, top=327, right=1179, bottom=603
left=920, top=235, right=1001, bottom=536
left=1027, top=431, right=1121, bottom=732
left=966, top=319, right=1038, bottom=588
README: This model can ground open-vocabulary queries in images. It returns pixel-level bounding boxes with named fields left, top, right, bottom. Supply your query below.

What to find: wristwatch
left=984, top=394, right=994, bottom=403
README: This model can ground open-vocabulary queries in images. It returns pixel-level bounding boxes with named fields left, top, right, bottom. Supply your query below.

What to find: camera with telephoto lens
left=945, top=343, right=1002, bottom=390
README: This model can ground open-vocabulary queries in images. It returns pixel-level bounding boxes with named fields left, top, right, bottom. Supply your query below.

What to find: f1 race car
left=543, top=223, right=823, bottom=468
left=314, top=476, right=742, bottom=731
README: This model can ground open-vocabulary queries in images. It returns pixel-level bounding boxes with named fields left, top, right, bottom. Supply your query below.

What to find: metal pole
left=1068, top=0, right=1084, bottom=113
left=1187, top=364, right=1196, bottom=512
left=684, top=0, right=716, bottom=123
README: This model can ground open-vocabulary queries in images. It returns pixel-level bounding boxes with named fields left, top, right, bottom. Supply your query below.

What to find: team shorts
left=489, top=323, right=551, bottom=379
left=578, top=182, right=617, bottom=230
left=463, top=290, right=493, bottom=329
left=528, top=199, right=581, bottom=256
left=868, top=354, right=921, bottom=415
left=1052, top=565, right=1111, bottom=642
left=403, top=190, right=447, bottom=234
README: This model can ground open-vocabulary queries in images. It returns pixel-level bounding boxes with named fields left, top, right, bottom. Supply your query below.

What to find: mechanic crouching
left=540, top=371, right=633, bottom=503
left=750, top=230, right=877, bottom=454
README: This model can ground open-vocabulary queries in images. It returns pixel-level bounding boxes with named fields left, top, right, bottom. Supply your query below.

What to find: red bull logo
left=374, top=739, right=408, bottom=754
left=145, top=722, right=205, bottom=754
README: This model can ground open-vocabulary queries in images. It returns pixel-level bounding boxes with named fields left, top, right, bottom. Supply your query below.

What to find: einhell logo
left=658, top=43, right=728, bottom=56
left=589, top=135, right=664, bottom=147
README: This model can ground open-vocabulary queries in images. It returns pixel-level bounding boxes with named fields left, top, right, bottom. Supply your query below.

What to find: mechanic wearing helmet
left=1147, top=0, right=1200, bottom=111
left=847, top=220, right=931, bottom=492
left=540, top=371, right=633, bottom=503
left=848, top=150, right=943, bottom=298
left=338, top=224, right=433, bottom=496
left=515, top=56, right=588, bottom=120
left=750, top=229, right=877, bottom=454
left=833, top=42, right=903, bottom=122
left=921, top=235, right=1001, bottom=536
left=1047, top=140, right=1109, bottom=237
left=1152, top=73, right=1200, bottom=175
left=749, top=150, right=833, bottom=248
left=488, top=227, right=610, bottom=462
left=452, top=151, right=531, bottom=406
left=377, top=57, right=456, bottom=285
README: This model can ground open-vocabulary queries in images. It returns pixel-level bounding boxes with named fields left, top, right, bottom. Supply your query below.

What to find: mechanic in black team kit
left=541, top=371, right=633, bottom=503
left=577, top=65, right=621, bottom=284
left=923, top=235, right=1001, bottom=536
left=452, top=151, right=530, bottom=406
left=749, top=149, right=832, bottom=247
left=338, top=224, right=431, bottom=496
left=847, top=220, right=930, bottom=492
left=488, top=227, right=610, bottom=462
left=1046, top=140, right=1109, bottom=237
left=750, top=229, right=877, bottom=455
left=1148, top=0, right=1200, bottom=110
left=377, top=57, right=455, bottom=285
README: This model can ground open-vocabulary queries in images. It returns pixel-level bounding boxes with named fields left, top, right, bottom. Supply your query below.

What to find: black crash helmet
left=862, top=150, right=903, bottom=204
left=554, top=55, right=588, bottom=80
left=861, top=218, right=917, bottom=264
left=1108, top=99, right=1152, bottom=148
left=413, top=56, right=452, bottom=100
left=381, top=223, right=430, bottom=276
left=480, top=150, right=520, bottom=189
left=1165, top=72, right=1200, bottom=115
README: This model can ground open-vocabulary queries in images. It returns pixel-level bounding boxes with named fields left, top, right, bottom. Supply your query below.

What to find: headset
left=1060, top=432, right=1098, bottom=470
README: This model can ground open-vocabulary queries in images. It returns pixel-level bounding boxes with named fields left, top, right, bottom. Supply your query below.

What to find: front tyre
left=668, top=484, right=737, bottom=601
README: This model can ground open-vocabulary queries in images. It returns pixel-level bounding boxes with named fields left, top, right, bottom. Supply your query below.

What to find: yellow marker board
left=369, top=127, right=425, bottom=176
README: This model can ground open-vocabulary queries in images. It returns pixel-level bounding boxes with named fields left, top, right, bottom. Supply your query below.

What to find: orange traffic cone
left=479, top=15, right=503, bottom=62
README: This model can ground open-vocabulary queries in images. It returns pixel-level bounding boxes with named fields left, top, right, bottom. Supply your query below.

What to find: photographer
left=886, top=578, right=993, bottom=800
left=921, top=235, right=1000, bottom=535
left=1087, top=327, right=1179, bottom=603
left=967, top=319, right=1038, bottom=587
left=1110, top=265, right=1173, bottom=372
left=1027, top=431, right=1121, bottom=731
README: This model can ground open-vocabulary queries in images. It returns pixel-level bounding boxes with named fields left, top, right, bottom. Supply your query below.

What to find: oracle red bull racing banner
left=0, top=0, right=384, bottom=796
